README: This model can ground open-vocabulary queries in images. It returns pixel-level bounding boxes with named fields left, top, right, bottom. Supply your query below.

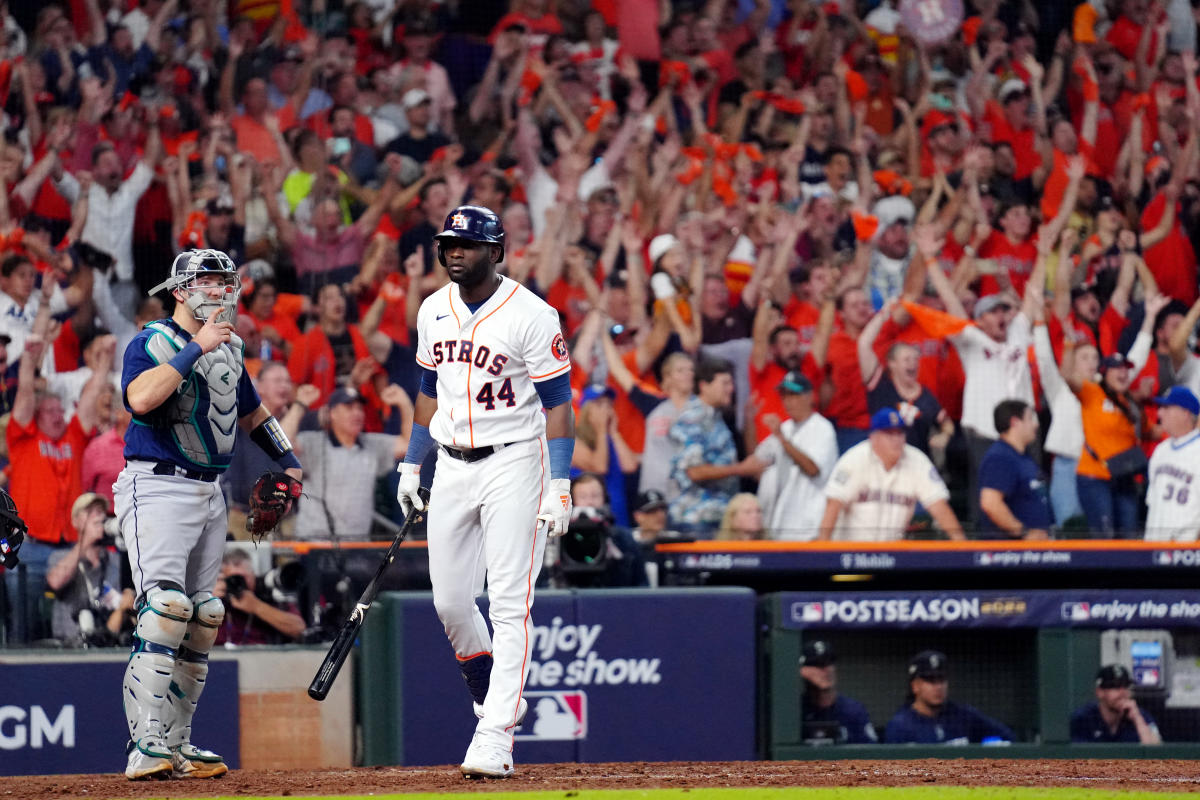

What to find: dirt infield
left=4, top=760, right=1200, bottom=799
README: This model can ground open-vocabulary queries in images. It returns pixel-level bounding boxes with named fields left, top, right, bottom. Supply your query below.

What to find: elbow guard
left=251, top=416, right=300, bottom=469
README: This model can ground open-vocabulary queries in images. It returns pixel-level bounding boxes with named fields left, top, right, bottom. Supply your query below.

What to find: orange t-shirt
left=231, top=114, right=283, bottom=165
left=979, top=230, right=1038, bottom=298
left=607, top=348, right=659, bottom=454
left=1076, top=381, right=1138, bottom=479
left=983, top=101, right=1039, bottom=181
left=358, top=274, right=412, bottom=347
left=822, top=330, right=869, bottom=429
left=5, top=415, right=88, bottom=544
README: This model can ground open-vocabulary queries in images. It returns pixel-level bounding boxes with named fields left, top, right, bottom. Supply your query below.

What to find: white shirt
left=0, top=287, right=67, bottom=362
left=1177, top=353, right=1200, bottom=397
left=755, top=412, right=838, bottom=541
left=415, top=275, right=569, bottom=448
left=825, top=440, right=950, bottom=542
left=55, top=161, right=155, bottom=282
left=1145, top=430, right=1200, bottom=542
left=952, top=312, right=1032, bottom=438
left=1033, top=325, right=1083, bottom=460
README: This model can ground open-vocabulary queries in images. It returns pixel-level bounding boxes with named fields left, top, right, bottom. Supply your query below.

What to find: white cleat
left=170, top=743, right=229, bottom=779
left=473, top=697, right=528, bottom=727
left=460, top=736, right=515, bottom=778
left=125, top=738, right=173, bottom=780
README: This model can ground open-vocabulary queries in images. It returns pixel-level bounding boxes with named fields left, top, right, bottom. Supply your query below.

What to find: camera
left=262, top=561, right=304, bottom=605
left=224, top=573, right=247, bottom=599
left=560, top=507, right=612, bottom=574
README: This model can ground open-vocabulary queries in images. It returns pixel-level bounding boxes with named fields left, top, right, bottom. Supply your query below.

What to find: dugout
left=762, top=590, right=1200, bottom=759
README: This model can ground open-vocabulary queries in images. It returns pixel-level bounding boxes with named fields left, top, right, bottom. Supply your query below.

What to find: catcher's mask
left=149, top=249, right=241, bottom=324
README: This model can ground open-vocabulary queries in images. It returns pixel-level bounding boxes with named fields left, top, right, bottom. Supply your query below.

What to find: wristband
left=404, top=422, right=435, bottom=465
left=278, top=451, right=301, bottom=470
left=168, top=341, right=203, bottom=376
left=547, top=437, right=574, bottom=480
left=251, top=416, right=297, bottom=463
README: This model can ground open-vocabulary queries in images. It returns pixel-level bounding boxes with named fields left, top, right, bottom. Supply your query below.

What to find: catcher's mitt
left=247, top=472, right=302, bottom=541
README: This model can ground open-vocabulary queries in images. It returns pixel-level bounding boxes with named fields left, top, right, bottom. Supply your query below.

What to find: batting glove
left=537, top=478, right=572, bottom=538
left=396, top=462, right=424, bottom=516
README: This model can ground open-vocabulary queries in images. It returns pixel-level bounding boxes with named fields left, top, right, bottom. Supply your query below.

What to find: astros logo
left=450, top=213, right=468, bottom=229
left=551, top=333, right=568, bottom=362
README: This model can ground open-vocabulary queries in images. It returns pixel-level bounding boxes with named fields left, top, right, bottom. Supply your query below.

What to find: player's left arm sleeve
left=533, top=373, right=571, bottom=409
left=521, top=307, right=572, bottom=383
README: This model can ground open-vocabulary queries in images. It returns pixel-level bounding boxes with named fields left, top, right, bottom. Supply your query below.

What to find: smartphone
left=331, top=137, right=351, bottom=157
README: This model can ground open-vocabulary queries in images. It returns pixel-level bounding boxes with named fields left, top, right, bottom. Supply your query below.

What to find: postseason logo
left=514, top=691, right=588, bottom=741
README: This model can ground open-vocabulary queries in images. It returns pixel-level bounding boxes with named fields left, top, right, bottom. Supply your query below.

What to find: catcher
left=113, top=249, right=302, bottom=780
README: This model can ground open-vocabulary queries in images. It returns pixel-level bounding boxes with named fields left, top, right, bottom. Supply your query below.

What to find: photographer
left=213, top=549, right=306, bottom=646
left=45, top=492, right=134, bottom=647
left=554, top=474, right=647, bottom=588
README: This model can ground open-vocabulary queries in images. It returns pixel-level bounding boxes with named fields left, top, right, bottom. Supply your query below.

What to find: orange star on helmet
left=451, top=213, right=468, bottom=228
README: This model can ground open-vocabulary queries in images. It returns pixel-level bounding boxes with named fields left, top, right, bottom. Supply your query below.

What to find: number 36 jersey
left=415, top=275, right=571, bottom=449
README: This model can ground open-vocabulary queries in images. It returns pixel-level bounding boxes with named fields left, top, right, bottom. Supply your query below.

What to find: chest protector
left=143, top=322, right=245, bottom=468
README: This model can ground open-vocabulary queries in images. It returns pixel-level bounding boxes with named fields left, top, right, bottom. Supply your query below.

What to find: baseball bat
left=307, top=486, right=429, bottom=701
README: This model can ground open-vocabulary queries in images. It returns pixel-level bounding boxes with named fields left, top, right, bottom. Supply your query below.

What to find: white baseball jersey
left=1145, top=431, right=1200, bottom=542
left=824, top=440, right=950, bottom=542
left=755, top=412, right=838, bottom=540
left=414, top=275, right=570, bottom=449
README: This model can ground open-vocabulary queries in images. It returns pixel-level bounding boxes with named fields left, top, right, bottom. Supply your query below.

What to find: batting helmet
left=434, top=205, right=505, bottom=266
left=0, top=488, right=27, bottom=569
left=148, top=248, right=242, bottom=323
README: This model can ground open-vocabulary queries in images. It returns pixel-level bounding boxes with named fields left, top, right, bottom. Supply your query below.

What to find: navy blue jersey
left=803, top=694, right=878, bottom=744
left=978, top=439, right=1052, bottom=536
left=883, top=701, right=1013, bottom=744
left=1069, top=701, right=1158, bottom=743
left=121, top=319, right=259, bottom=471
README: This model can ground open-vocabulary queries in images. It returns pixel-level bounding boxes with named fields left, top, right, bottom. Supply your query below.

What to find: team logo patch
left=551, top=333, right=569, bottom=362
left=450, top=212, right=468, bottom=229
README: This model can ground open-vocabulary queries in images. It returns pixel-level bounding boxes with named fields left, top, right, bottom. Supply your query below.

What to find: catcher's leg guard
left=123, top=585, right=191, bottom=777
left=163, top=594, right=222, bottom=748
left=459, top=653, right=493, bottom=705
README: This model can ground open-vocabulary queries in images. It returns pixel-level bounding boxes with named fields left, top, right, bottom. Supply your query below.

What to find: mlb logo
left=976, top=552, right=993, bottom=566
left=514, top=691, right=587, bottom=741
left=1061, top=602, right=1090, bottom=621
left=800, top=602, right=823, bottom=623
left=1156, top=551, right=1174, bottom=566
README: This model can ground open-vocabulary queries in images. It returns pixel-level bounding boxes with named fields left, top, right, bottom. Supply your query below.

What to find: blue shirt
left=803, top=694, right=878, bottom=744
left=884, top=701, right=1013, bottom=744
left=121, top=319, right=260, bottom=471
left=978, top=439, right=1052, bottom=536
left=1069, top=701, right=1157, bottom=743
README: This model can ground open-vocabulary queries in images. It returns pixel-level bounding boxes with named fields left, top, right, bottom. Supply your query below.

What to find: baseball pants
left=426, top=437, right=548, bottom=751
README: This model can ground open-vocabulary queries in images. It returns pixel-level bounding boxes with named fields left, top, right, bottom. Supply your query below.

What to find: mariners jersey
left=883, top=701, right=1013, bottom=744
left=824, top=441, right=949, bottom=541
left=121, top=318, right=260, bottom=471
left=1145, top=431, right=1200, bottom=542
left=415, top=275, right=570, bottom=449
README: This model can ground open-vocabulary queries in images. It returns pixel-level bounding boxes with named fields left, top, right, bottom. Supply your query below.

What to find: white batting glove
left=537, top=478, right=572, bottom=538
left=396, top=462, right=424, bottom=516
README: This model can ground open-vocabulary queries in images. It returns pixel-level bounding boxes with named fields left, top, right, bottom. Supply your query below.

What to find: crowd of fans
left=2, top=0, right=1200, bottom=644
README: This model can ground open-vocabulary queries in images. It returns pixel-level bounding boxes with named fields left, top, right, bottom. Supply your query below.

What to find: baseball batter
left=1145, top=387, right=1200, bottom=542
left=396, top=206, right=575, bottom=779
left=115, top=249, right=303, bottom=780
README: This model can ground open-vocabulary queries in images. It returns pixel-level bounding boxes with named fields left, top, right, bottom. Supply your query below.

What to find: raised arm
left=857, top=301, right=892, bottom=384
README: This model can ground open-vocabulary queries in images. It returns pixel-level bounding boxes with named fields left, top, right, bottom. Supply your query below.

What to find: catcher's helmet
left=0, top=488, right=27, bottom=569
left=148, top=249, right=242, bottom=323
left=434, top=205, right=505, bottom=266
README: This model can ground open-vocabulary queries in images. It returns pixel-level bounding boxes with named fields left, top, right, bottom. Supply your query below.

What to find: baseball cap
left=580, top=384, right=615, bottom=406
left=1154, top=385, right=1200, bottom=415
left=1099, top=353, right=1134, bottom=372
left=1096, top=663, right=1133, bottom=689
left=778, top=371, right=813, bottom=395
left=71, top=492, right=107, bottom=518
left=908, top=649, right=948, bottom=680
left=999, top=78, right=1028, bottom=103
left=873, top=195, right=915, bottom=230
left=634, top=489, right=667, bottom=513
left=870, top=407, right=907, bottom=433
left=1070, top=284, right=1096, bottom=303
left=327, top=387, right=365, bottom=408
left=206, top=196, right=235, bottom=215
left=648, top=234, right=682, bottom=265
left=402, top=88, right=432, bottom=109
left=800, top=639, right=836, bottom=668
left=973, top=294, right=1013, bottom=319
